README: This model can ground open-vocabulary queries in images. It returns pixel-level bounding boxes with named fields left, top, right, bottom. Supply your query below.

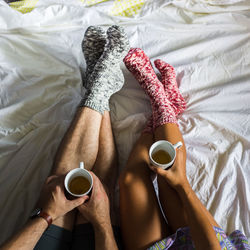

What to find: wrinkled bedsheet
left=0, top=0, right=250, bottom=244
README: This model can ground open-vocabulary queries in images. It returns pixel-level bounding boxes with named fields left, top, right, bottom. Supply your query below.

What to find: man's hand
left=38, top=175, right=88, bottom=221
left=77, top=172, right=110, bottom=227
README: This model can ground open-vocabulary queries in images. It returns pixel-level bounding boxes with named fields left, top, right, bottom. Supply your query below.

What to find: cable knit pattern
left=124, top=48, right=177, bottom=130
left=154, top=59, right=186, bottom=115
left=82, top=26, right=107, bottom=89
left=80, top=25, right=130, bottom=114
left=144, top=59, right=187, bottom=133
left=143, top=117, right=154, bottom=134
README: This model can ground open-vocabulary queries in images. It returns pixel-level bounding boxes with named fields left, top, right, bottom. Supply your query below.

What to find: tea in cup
left=149, top=140, right=182, bottom=170
left=64, top=162, right=93, bottom=198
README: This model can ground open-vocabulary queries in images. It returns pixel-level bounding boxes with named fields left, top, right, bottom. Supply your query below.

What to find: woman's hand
left=77, top=172, right=111, bottom=228
left=38, top=175, right=88, bottom=220
left=150, top=149, right=189, bottom=189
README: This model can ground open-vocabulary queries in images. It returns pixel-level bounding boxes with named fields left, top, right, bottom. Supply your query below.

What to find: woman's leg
left=119, top=132, right=169, bottom=250
left=123, top=48, right=219, bottom=249
left=154, top=123, right=188, bottom=232
left=154, top=123, right=220, bottom=232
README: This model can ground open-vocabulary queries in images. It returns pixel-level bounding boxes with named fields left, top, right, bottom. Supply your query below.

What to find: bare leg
left=119, top=133, right=169, bottom=250
left=154, top=123, right=219, bottom=232
left=92, top=111, right=118, bottom=195
left=49, top=107, right=102, bottom=230
left=76, top=111, right=118, bottom=225
left=52, top=107, right=102, bottom=174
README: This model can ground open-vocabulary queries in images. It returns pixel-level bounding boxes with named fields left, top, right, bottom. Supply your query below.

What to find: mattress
left=0, top=0, right=250, bottom=244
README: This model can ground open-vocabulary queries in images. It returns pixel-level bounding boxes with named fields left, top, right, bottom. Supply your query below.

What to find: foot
left=154, top=59, right=186, bottom=115
left=142, top=116, right=153, bottom=134
left=81, top=25, right=130, bottom=114
left=82, top=26, right=107, bottom=89
left=124, top=48, right=177, bottom=129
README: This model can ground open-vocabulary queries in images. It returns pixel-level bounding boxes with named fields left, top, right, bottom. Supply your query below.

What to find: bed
left=0, top=0, right=249, bottom=244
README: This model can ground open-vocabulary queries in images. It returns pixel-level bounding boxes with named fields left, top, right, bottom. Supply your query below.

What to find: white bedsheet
left=0, top=0, right=250, bottom=244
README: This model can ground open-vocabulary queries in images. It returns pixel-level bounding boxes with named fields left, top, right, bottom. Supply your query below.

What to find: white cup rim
left=64, top=168, right=93, bottom=197
left=149, top=140, right=182, bottom=169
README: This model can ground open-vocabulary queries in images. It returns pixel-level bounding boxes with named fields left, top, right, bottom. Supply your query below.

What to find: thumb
left=71, top=195, right=89, bottom=208
left=149, top=165, right=167, bottom=177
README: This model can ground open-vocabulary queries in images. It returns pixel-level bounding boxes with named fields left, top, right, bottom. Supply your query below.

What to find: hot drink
left=69, top=176, right=91, bottom=195
left=152, top=150, right=172, bottom=164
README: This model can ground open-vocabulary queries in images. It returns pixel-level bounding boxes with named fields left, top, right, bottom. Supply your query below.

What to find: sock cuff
left=79, top=96, right=107, bottom=114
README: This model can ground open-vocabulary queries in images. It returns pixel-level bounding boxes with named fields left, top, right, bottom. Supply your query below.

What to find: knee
left=119, top=168, right=141, bottom=190
left=118, top=169, right=131, bottom=189
left=119, top=165, right=150, bottom=189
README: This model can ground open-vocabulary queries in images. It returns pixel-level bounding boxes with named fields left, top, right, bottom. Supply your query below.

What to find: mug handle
left=173, top=141, right=183, bottom=150
left=79, top=162, right=85, bottom=169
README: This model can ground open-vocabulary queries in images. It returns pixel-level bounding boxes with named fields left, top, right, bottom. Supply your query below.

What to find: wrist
left=45, top=212, right=56, bottom=221
left=92, top=219, right=112, bottom=233
left=39, top=211, right=53, bottom=226
left=175, top=182, right=192, bottom=197
left=42, top=207, right=58, bottom=221
left=31, top=208, right=53, bottom=224
left=31, top=216, right=49, bottom=229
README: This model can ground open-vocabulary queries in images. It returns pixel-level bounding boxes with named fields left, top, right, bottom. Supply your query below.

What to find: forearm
left=93, top=221, right=118, bottom=250
left=177, top=184, right=220, bottom=250
left=1, top=218, right=47, bottom=250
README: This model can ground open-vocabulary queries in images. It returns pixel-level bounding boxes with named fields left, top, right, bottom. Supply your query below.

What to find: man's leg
left=50, top=24, right=129, bottom=231
left=92, top=112, right=118, bottom=192
left=50, top=107, right=102, bottom=231
left=52, top=107, right=102, bottom=174
left=75, top=111, right=118, bottom=225
left=72, top=111, right=120, bottom=250
left=92, top=111, right=118, bottom=225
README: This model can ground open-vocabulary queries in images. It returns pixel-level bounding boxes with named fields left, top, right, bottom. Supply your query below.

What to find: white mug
left=64, top=162, right=93, bottom=198
left=149, top=140, right=183, bottom=170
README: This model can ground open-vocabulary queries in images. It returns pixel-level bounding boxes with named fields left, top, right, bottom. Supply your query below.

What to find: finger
left=77, top=205, right=86, bottom=213
left=46, top=175, right=59, bottom=184
left=55, top=182, right=66, bottom=196
left=90, top=172, right=103, bottom=188
left=48, top=177, right=67, bottom=196
left=149, top=165, right=159, bottom=172
left=90, top=171, right=103, bottom=185
left=56, top=175, right=67, bottom=188
left=55, top=174, right=65, bottom=180
left=71, top=195, right=89, bottom=208
left=88, top=172, right=100, bottom=193
left=150, top=165, right=167, bottom=177
left=89, top=171, right=98, bottom=181
left=48, top=177, right=64, bottom=193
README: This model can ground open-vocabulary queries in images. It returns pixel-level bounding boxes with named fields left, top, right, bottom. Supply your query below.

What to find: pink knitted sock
left=124, top=48, right=177, bottom=130
left=154, top=59, right=186, bottom=115
left=143, top=117, right=153, bottom=134
left=142, top=60, right=187, bottom=133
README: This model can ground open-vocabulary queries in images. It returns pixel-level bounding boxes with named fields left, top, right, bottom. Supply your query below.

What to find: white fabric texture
left=0, top=0, right=250, bottom=244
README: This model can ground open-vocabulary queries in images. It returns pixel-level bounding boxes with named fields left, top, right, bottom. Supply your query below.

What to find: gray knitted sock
left=80, top=25, right=130, bottom=114
left=82, top=26, right=106, bottom=89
